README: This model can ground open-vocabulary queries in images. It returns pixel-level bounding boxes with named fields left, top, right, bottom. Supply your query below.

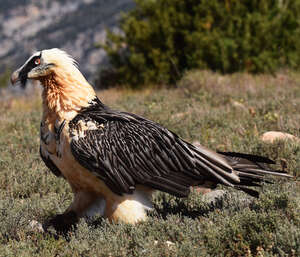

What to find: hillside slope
left=0, top=0, right=133, bottom=80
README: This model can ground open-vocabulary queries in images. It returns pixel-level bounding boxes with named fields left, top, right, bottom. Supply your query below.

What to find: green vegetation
left=0, top=71, right=299, bottom=256
left=0, top=68, right=11, bottom=89
left=100, top=0, right=300, bottom=87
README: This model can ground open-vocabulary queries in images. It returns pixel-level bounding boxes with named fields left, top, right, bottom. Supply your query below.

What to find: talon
left=43, top=211, right=78, bottom=233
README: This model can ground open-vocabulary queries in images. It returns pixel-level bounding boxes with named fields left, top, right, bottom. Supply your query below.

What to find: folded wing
left=69, top=103, right=291, bottom=198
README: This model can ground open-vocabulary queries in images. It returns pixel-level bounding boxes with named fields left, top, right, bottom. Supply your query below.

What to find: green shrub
left=99, top=0, right=300, bottom=87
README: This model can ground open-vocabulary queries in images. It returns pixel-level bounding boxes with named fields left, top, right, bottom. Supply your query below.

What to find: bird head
left=11, top=48, right=96, bottom=116
left=10, top=48, right=79, bottom=87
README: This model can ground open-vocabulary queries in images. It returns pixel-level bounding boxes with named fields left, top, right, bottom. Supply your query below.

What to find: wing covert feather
left=67, top=98, right=291, bottom=198
left=69, top=112, right=209, bottom=196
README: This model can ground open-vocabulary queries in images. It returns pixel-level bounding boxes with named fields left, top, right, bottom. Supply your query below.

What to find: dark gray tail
left=218, top=151, right=292, bottom=197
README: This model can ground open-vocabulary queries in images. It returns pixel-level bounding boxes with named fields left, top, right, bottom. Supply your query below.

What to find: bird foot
left=43, top=211, right=78, bottom=234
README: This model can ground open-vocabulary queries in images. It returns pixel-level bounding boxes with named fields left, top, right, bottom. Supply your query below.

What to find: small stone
left=154, top=240, right=175, bottom=249
left=171, top=111, right=189, bottom=120
left=231, top=100, right=247, bottom=111
left=166, top=241, right=175, bottom=248
left=29, top=220, right=44, bottom=233
left=261, top=131, right=299, bottom=143
left=202, top=190, right=226, bottom=204
left=192, top=186, right=212, bottom=194
left=193, top=141, right=201, bottom=148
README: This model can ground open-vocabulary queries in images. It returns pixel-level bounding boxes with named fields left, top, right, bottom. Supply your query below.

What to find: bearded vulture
left=10, top=49, right=291, bottom=231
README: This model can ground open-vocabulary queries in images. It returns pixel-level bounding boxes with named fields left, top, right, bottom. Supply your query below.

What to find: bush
left=100, top=0, right=300, bottom=87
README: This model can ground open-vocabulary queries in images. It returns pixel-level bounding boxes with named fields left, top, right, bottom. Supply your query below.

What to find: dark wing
left=69, top=107, right=240, bottom=197
left=40, top=146, right=63, bottom=177
left=69, top=99, right=291, bottom=198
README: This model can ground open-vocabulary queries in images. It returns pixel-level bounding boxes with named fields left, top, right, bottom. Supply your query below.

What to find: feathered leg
left=105, top=186, right=154, bottom=224
left=44, top=191, right=105, bottom=232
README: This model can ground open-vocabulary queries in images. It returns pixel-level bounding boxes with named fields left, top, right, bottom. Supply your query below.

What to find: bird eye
left=35, top=58, right=41, bottom=65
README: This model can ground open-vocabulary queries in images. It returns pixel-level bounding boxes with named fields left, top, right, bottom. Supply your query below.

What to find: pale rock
left=28, top=220, right=44, bottom=233
left=154, top=240, right=175, bottom=249
left=166, top=241, right=175, bottom=248
left=261, top=131, right=299, bottom=143
left=231, top=100, right=247, bottom=111
left=192, top=186, right=212, bottom=195
left=171, top=111, right=189, bottom=120
left=193, top=141, right=201, bottom=148
left=202, top=190, right=227, bottom=204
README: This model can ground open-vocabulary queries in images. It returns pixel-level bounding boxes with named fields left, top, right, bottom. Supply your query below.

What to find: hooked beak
left=10, top=61, right=54, bottom=87
left=10, top=68, right=21, bottom=85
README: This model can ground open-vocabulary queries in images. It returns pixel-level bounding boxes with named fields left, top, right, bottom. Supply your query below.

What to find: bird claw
left=43, top=211, right=78, bottom=234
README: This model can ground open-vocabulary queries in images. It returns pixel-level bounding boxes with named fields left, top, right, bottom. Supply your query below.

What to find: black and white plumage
left=10, top=48, right=291, bottom=230
left=69, top=97, right=289, bottom=199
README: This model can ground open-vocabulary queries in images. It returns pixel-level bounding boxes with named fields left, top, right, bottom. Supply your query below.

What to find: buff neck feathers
left=39, top=49, right=96, bottom=120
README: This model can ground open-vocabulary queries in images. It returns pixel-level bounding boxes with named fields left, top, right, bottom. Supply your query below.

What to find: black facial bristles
left=19, top=52, right=42, bottom=88
left=20, top=74, right=28, bottom=88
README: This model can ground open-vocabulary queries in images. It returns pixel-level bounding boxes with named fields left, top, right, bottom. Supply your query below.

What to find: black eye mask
left=19, top=52, right=42, bottom=87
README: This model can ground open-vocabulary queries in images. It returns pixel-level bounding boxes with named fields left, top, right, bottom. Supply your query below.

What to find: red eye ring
left=35, top=58, right=41, bottom=65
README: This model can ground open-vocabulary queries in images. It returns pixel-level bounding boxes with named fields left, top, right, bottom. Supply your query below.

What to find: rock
left=231, top=100, right=247, bottom=111
left=171, top=111, right=189, bottom=120
left=28, top=220, right=44, bottom=233
left=193, top=141, right=201, bottom=148
left=202, top=190, right=227, bottom=204
left=192, top=186, right=212, bottom=194
left=154, top=240, right=175, bottom=249
left=191, top=180, right=217, bottom=195
left=165, top=241, right=175, bottom=248
left=261, top=131, right=299, bottom=143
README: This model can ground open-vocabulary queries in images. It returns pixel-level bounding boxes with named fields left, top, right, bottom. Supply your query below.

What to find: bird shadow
left=43, top=191, right=253, bottom=240
left=149, top=193, right=229, bottom=220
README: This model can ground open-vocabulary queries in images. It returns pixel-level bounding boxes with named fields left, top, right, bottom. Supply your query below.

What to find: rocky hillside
left=0, top=0, right=134, bottom=82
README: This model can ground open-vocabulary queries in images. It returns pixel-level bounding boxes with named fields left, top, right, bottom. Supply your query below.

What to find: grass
left=0, top=70, right=299, bottom=256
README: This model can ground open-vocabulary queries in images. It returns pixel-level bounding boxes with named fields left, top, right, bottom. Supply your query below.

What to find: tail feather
left=159, top=141, right=293, bottom=198
left=217, top=151, right=293, bottom=197
left=218, top=151, right=275, bottom=164
left=236, top=186, right=260, bottom=198
left=240, top=168, right=291, bottom=177
left=236, top=171, right=264, bottom=180
left=218, top=151, right=291, bottom=176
